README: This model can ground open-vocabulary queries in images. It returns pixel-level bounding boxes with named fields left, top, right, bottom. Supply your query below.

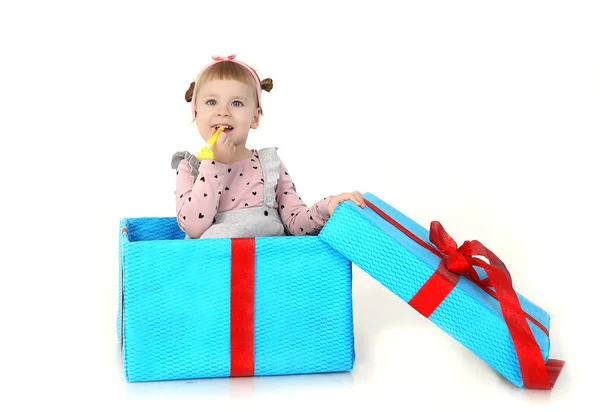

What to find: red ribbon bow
left=429, top=220, right=511, bottom=290
left=363, top=199, right=565, bottom=389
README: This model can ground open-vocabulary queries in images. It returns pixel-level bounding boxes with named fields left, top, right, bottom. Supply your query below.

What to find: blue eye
left=206, top=99, right=217, bottom=106
left=232, top=100, right=243, bottom=107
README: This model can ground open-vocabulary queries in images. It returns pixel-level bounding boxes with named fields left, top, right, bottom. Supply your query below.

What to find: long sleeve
left=175, top=159, right=228, bottom=239
left=275, top=161, right=332, bottom=236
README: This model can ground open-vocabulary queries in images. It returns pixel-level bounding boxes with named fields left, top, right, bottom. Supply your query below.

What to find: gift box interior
left=118, top=217, right=355, bottom=383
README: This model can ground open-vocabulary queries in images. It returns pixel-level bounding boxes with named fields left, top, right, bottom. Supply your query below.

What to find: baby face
left=194, top=79, right=260, bottom=146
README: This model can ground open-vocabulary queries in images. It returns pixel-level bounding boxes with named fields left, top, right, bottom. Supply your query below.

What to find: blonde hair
left=185, top=61, right=273, bottom=119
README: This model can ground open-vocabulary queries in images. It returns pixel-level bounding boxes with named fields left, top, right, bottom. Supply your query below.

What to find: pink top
left=175, top=149, right=332, bottom=239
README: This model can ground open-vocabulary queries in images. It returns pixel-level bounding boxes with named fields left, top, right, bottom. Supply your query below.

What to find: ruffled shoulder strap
left=171, top=150, right=201, bottom=181
left=257, top=147, right=281, bottom=208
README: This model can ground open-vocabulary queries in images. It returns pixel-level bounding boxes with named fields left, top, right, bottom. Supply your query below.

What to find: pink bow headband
left=190, top=54, right=263, bottom=118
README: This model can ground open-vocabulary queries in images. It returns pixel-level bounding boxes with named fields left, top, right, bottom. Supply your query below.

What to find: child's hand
left=211, top=132, right=238, bottom=164
left=327, top=191, right=366, bottom=216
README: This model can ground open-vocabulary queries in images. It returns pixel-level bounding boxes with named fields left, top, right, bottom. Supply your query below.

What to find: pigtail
left=260, top=78, right=273, bottom=92
left=185, top=82, right=195, bottom=102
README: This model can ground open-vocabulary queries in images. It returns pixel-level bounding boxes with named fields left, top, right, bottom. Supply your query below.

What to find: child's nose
left=217, top=106, right=231, bottom=116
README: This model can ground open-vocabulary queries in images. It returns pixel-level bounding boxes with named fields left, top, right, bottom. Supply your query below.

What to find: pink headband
left=190, top=54, right=263, bottom=118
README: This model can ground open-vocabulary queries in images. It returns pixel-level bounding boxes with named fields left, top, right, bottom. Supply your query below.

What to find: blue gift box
left=318, top=192, right=563, bottom=388
left=118, top=217, right=355, bottom=382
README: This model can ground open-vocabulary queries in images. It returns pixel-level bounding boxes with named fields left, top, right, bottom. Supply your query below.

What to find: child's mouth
left=214, top=125, right=234, bottom=133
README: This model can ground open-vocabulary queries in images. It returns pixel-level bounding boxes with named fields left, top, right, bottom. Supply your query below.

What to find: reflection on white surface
left=122, top=368, right=354, bottom=400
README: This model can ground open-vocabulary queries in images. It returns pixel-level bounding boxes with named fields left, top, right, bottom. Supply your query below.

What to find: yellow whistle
left=197, top=126, right=225, bottom=160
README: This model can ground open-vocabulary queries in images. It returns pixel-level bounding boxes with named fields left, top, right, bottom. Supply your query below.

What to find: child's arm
left=175, top=158, right=227, bottom=239
left=274, top=162, right=332, bottom=236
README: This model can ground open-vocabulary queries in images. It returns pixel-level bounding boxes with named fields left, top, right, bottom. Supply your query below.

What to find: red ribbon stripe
left=230, top=238, right=256, bottom=377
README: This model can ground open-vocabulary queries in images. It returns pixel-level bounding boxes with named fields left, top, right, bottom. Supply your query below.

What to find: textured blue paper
left=319, top=192, right=551, bottom=387
left=118, top=217, right=355, bottom=382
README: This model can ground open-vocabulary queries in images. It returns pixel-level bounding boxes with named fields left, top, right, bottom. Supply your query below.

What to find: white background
left=1, top=0, right=598, bottom=410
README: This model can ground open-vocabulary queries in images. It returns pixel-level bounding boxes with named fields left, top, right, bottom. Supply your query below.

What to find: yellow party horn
left=197, top=126, right=225, bottom=160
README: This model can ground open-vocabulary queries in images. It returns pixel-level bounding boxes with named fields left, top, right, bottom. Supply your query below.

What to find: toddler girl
left=171, top=54, right=365, bottom=239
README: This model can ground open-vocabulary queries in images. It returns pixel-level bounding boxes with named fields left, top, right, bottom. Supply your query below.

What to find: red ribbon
left=363, top=199, right=565, bottom=389
left=230, top=238, right=256, bottom=377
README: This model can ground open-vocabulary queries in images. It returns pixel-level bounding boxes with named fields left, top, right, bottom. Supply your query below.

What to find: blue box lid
left=318, top=192, right=554, bottom=388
